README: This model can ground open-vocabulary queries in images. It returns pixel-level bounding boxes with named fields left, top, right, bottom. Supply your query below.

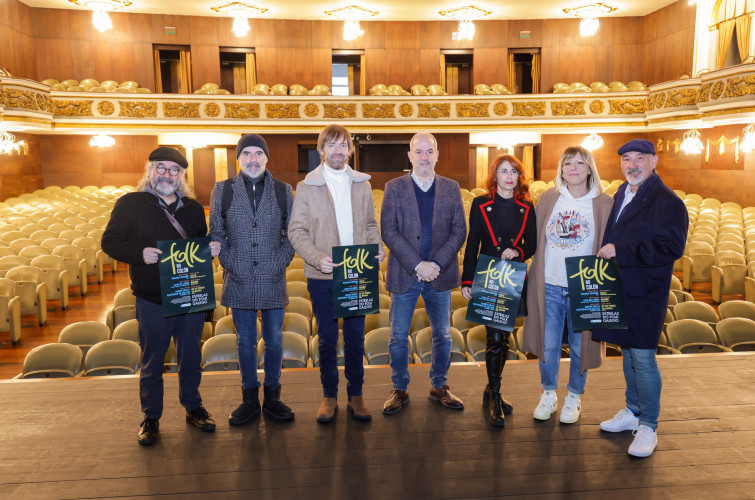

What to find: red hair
left=485, top=154, right=532, bottom=202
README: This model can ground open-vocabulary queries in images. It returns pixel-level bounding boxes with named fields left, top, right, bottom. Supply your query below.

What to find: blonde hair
left=554, top=146, right=604, bottom=193
left=136, top=161, right=195, bottom=199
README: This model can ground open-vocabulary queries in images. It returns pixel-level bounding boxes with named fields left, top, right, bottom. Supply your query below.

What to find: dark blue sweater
left=412, top=179, right=435, bottom=261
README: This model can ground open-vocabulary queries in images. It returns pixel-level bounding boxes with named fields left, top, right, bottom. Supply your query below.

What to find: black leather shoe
left=186, top=406, right=216, bottom=432
left=482, top=384, right=514, bottom=415
left=262, top=385, right=295, bottom=421
left=229, top=387, right=261, bottom=426
left=138, top=417, right=159, bottom=446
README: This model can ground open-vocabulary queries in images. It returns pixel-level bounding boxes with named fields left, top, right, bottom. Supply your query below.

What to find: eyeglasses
left=155, top=165, right=181, bottom=176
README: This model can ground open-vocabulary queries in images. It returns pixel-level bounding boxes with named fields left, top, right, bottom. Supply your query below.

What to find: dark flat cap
left=236, top=133, right=269, bottom=158
left=149, top=147, right=188, bottom=169
left=617, top=139, right=655, bottom=156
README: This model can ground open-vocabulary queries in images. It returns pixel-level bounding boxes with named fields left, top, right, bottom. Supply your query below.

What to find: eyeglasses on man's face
left=155, top=164, right=181, bottom=176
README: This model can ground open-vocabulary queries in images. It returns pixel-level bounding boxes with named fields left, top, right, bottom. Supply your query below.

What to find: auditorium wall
left=1, top=0, right=694, bottom=91
left=540, top=125, right=755, bottom=207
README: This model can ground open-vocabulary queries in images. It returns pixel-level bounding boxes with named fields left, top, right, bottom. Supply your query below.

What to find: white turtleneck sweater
left=322, top=163, right=354, bottom=246
left=543, top=184, right=599, bottom=287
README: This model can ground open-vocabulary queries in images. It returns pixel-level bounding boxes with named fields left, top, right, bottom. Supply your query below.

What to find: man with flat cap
left=593, top=139, right=688, bottom=457
left=209, top=133, right=296, bottom=425
left=102, top=146, right=221, bottom=446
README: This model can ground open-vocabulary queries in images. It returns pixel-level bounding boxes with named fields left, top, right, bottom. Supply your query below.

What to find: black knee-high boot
left=484, top=329, right=506, bottom=427
left=482, top=329, right=514, bottom=416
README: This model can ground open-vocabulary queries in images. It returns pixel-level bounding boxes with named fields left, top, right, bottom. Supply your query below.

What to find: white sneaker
left=600, top=408, right=639, bottom=432
left=533, top=391, right=557, bottom=420
left=628, top=425, right=658, bottom=457
left=559, top=392, right=581, bottom=424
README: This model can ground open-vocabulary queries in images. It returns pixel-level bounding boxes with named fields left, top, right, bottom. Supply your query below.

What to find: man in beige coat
left=288, top=124, right=384, bottom=423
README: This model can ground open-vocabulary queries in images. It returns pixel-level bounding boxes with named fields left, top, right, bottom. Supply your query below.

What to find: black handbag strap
left=160, top=207, right=189, bottom=239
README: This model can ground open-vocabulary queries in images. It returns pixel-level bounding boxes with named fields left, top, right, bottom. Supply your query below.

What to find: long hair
left=485, top=154, right=532, bottom=202
left=136, top=161, right=195, bottom=199
left=317, top=124, right=354, bottom=162
left=554, top=146, right=604, bottom=193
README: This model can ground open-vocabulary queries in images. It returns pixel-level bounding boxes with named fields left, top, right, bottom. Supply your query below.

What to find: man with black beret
left=209, top=133, right=296, bottom=425
left=102, top=146, right=221, bottom=446
left=594, top=139, right=688, bottom=457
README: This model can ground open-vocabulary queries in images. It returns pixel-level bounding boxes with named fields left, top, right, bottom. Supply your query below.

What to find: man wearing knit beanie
left=209, top=133, right=297, bottom=425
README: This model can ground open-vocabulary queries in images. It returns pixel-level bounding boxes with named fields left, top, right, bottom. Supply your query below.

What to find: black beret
left=148, top=147, right=188, bottom=169
left=236, top=133, right=269, bottom=159
left=617, top=139, right=655, bottom=156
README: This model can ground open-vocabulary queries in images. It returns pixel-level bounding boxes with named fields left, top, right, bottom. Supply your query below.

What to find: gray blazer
left=381, top=173, right=466, bottom=294
left=209, top=170, right=295, bottom=310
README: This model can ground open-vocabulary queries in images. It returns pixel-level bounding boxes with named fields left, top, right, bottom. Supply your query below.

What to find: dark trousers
left=135, top=296, right=205, bottom=419
left=307, top=279, right=365, bottom=398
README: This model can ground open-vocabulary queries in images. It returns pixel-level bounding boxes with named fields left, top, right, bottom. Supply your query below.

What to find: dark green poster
left=465, top=254, right=528, bottom=332
left=332, top=244, right=380, bottom=319
left=157, top=236, right=216, bottom=317
left=565, top=256, right=628, bottom=330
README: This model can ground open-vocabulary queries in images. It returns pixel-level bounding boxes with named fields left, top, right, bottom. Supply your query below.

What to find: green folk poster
left=332, top=244, right=380, bottom=319
left=465, top=254, right=528, bottom=332
left=157, top=236, right=216, bottom=317
left=565, top=256, right=628, bottom=330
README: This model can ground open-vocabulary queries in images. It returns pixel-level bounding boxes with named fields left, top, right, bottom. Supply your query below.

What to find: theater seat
left=201, top=334, right=239, bottom=371
left=0, top=277, right=21, bottom=344
left=82, top=339, right=141, bottom=376
left=16, top=343, right=82, bottom=379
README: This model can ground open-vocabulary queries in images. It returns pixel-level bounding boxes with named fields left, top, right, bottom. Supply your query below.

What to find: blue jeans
left=389, top=280, right=452, bottom=391
left=307, top=279, right=365, bottom=399
left=232, top=307, right=284, bottom=389
left=135, top=297, right=204, bottom=419
left=622, top=347, right=662, bottom=430
left=539, top=283, right=587, bottom=394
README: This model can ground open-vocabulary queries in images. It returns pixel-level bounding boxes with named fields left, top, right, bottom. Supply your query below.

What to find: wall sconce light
left=211, top=2, right=268, bottom=38
left=325, top=6, right=378, bottom=42
left=0, top=122, right=25, bottom=155
left=563, top=3, right=617, bottom=37
left=740, top=123, right=755, bottom=152
left=89, top=134, right=115, bottom=148
left=581, top=132, right=604, bottom=151
left=440, top=6, right=492, bottom=41
left=68, top=0, right=132, bottom=34
left=680, top=129, right=704, bottom=154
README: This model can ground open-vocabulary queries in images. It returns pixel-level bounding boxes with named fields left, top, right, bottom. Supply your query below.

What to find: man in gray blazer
left=380, top=132, right=467, bottom=414
left=209, top=133, right=296, bottom=425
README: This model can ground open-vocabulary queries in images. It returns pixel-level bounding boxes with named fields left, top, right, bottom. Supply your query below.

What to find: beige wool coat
left=521, top=187, right=614, bottom=373
left=288, top=164, right=383, bottom=280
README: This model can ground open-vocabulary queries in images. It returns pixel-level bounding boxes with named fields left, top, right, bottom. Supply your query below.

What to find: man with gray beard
left=102, top=147, right=221, bottom=446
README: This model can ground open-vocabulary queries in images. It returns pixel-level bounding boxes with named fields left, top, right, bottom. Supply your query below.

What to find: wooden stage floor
left=2, top=355, right=755, bottom=499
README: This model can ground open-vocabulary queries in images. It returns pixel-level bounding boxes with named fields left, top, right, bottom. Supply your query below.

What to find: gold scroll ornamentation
left=551, top=100, right=586, bottom=116
left=655, top=93, right=667, bottom=108
left=52, top=99, right=93, bottom=116
left=589, top=101, right=605, bottom=114
left=398, top=103, right=414, bottom=117
left=323, top=103, right=356, bottom=119
left=362, top=103, right=395, bottom=118
left=303, top=103, right=319, bottom=117
left=722, top=75, right=755, bottom=98
left=265, top=104, right=300, bottom=119
left=456, top=103, right=489, bottom=117
left=163, top=102, right=200, bottom=118
left=666, top=88, right=698, bottom=108
left=493, top=102, right=508, bottom=116
left=710, top=81, right=724, bottom=100
left=418, top=103, right=450, bottom=118
left=97, top=101, right=114, bottom=116
left=697, top=83, right=711, bottom=103
left=118, top=101, right=157, bottom=117
left=204, top=103, right=220, bottom=117
left=608, top=98, right=645, bottom=114
left=5, top=89, right=37, bottom=110
left=512, top=101, right=546, bottom=116
left=224, top=103, right=260, bottom=119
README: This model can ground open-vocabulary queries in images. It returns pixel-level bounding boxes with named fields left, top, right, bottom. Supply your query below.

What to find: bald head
left=408, top=132, right=439, bottom=180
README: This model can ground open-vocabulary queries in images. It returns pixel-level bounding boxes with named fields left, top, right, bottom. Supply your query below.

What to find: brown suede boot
left=316, top=397, right=338, bottom=423
left=347, top=395, right=372, bottom=421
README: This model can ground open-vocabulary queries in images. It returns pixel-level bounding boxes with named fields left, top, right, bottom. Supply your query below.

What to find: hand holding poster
left=333, top=244, right=380, bottom=318
left=465, top=254, right=528, bottom=332
left=565, top=256, right=627, bottom=330
left=157, top=236, right=216, bottom=317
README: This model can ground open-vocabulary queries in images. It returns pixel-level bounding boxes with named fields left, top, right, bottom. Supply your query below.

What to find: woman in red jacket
left=461, top=155, right=537, bottom=427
